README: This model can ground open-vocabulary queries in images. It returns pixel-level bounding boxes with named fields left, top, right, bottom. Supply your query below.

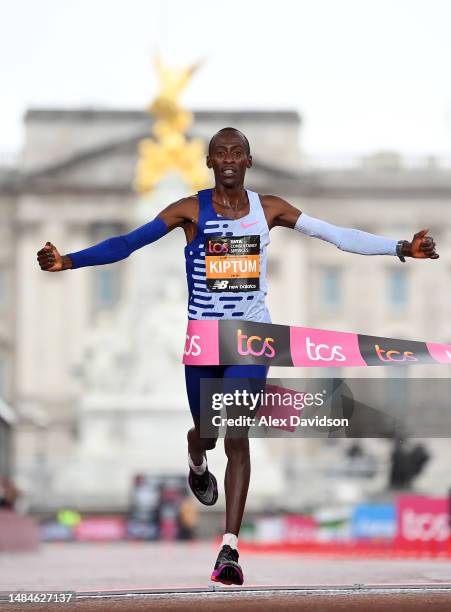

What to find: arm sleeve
left=67, top=216, right=168, bottom=269
left=294, top=213, right=398, bottom=256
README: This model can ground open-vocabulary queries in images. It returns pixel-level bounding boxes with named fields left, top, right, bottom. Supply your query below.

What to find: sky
left=1, top=0, right=451, bottom=160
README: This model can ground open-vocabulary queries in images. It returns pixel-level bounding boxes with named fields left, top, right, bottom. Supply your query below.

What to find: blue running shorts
left=185, top=364, right=269, bottom=418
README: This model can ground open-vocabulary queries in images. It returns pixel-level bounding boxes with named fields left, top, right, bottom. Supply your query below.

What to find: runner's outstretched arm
left=65, top=216, right=168, bottom=269
left=264, top=195, right=439, bottom=261
left=37, top=197, right=197, bottom=272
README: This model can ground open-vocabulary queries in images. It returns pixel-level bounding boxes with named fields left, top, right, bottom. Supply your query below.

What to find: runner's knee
left=187, top=428, right=217, bottom=450
left=203, top=437, right=217, bottom=451
left=224, top=437, right=249, bottom=458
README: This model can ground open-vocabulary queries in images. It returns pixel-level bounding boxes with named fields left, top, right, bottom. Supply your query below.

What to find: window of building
left=90, top=223, right=123, bottom=309
left=0, top=269, right=6, bottom=308
left=384, top=366, right=410, bottom=413
left=94, top=267, right=119, bottom=308
left=0, top=357, right=5, bottom=398
left=321, top=268, right=341, bottom=306
left=388, top=269, right=408, bottom=306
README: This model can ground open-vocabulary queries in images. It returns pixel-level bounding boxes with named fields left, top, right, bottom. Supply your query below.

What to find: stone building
left=0, top=165, right=17, bottom=479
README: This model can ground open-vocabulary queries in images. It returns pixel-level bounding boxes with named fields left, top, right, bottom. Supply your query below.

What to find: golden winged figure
left=134, top=54, right=208, bottom=194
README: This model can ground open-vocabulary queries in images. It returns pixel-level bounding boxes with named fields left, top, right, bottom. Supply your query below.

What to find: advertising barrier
left=74, top=516, right=126, bottom=541
left=183, top=319, right=451, bottom=367
left=351, top=504, right=396, bottom=540
left=240, top=496, right=451, bottom=557
left=396, top=495, right=449, bottom=546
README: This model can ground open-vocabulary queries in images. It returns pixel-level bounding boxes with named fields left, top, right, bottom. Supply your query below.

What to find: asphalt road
left=3, top=542, right=451, bottom=610
left=3, top=587, right=451, bottom=611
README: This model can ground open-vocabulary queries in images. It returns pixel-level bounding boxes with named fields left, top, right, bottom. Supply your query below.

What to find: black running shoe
left=188, top=464, right=218, bottom=506
left=211, top=544, right=244, bottom=585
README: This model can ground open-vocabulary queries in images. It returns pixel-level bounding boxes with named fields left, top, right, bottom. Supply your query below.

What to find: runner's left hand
left=407, top=229, right=439, bottom=259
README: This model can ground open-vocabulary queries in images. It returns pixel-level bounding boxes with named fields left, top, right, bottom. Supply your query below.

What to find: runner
left=37, top=127, right=439, bottom=585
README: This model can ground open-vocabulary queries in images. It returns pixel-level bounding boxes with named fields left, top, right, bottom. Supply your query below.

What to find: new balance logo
left=212, top=280, right=229, bottom=289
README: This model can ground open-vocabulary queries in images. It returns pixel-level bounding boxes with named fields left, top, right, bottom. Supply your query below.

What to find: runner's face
left=207, top=133, right=252, bottom=188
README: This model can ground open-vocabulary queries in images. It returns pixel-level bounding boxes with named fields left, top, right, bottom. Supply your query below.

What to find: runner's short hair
left=208, top=128, right=251, bottom=156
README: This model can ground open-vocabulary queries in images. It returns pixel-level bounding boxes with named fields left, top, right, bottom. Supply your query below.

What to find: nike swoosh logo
left=240, top=220, right=258, bottom=229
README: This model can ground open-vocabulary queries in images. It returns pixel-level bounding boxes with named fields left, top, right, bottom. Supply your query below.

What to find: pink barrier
left=183, top=319, right=451, bottom=367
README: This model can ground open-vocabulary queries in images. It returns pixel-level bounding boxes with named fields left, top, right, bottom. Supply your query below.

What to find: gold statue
left=134, top=54, right=208, bottom=194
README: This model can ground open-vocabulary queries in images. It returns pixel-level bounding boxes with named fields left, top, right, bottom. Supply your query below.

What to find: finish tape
left=183, top=319, right=451, bottom=367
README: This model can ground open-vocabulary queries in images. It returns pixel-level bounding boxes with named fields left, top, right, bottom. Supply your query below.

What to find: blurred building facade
left=1, top=108, right=451, bottom=512
left=0, top=181, right=16, bottom=479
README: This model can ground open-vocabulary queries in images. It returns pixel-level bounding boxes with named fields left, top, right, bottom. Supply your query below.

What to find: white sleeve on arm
left=294, top=213, right=398, bottom=256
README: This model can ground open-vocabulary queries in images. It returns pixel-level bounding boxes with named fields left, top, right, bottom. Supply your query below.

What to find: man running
left=37, top=127, right=439, bottom=585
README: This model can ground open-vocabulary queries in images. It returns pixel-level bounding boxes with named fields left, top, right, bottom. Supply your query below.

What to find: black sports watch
left=396, top=240, right=409, bottom=262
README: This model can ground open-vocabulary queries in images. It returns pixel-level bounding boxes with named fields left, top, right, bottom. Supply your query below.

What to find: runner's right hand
left=37, top=242, right=63, bottom=272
